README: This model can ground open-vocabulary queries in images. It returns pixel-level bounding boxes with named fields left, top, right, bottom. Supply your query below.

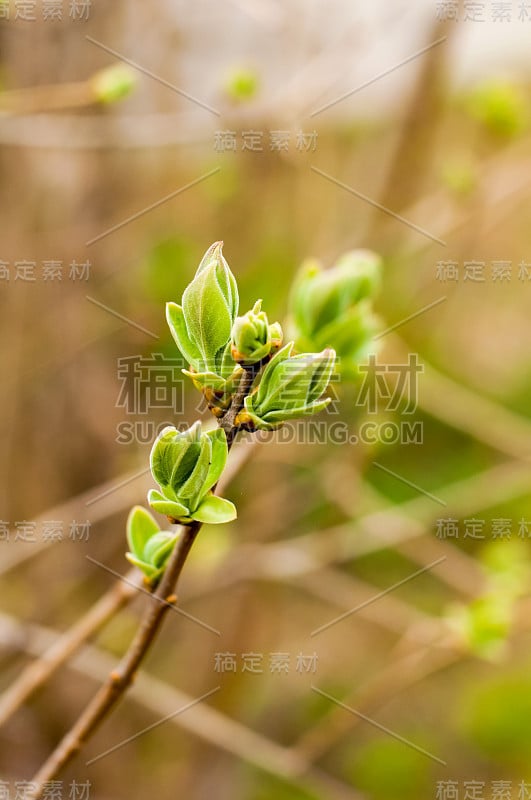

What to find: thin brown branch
left=0, top=441, right=256, bottom=731
left=0, top=82, right=96, bottom=115
left=28, top=520, right=201, bottom=796
left=220, top=366, right=258, bottom=446
left=293, top=591, right=531, bottom=767
left=27, top=370, right=255, bottom=797
left=292, top=631, right=457, bottom=766
left=0, top=568, right=142, bottom=728
left=0, top=609, right=360, bottom=800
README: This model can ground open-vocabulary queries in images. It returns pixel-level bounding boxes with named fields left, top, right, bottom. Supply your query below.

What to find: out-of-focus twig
left=0, top=568, right=142, bottom=727
left=0, top=611, right=362, bottom=800
left=292, top=590, right=531, bottom=766
left=258, top=460, right=531, bottom=575
left=367, top=16, right=453, bottom=235
left=392, top=335, right=531, bottom=464
left=321, top=458, right=484, bottom=597
left=292, top=628, right=457, bottom=765
left=0, top=82, right=96, bottom=115
left=0, top=66, right=136, bottom=115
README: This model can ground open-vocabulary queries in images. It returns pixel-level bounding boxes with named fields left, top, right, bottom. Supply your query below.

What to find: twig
left=366, top=16, right=453, bottom=235
left=0, top=82, right=96, bottom=115
left=29, top=520, right=201, bottom=795
left=220, top=366, right=258, bottom=446
left=27, top=370, right=254, bottom=796
left=1, top=610, right=360, bottom=800
left=0, top=439, right=255, bottom=731
left=292, top=631, right=457, bottom=766
left=390, top=334, right=531, bottom=464
left=0, top=569, right=142, bottom=728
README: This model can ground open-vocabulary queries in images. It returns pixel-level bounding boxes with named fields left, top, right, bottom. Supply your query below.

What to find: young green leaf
left=143, top=532, right=179, bottom=569
left=125, top=552, right=159, bottom=578
left=177, top=434, right=212, bottom=504
left=166, top=302, right=202, bottom=368
left=191, top=494, right=237, bottom=524
left=147, top=489, right=190, bottom=520
left=126, top=506, right=160, bottom=559
left=203, top=428, right=229, bottom=491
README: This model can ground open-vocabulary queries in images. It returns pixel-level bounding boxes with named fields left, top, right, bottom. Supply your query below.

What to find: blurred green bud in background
left=445, top=541, right=530, bottom=661
left=465, top=79, right=528, bottom=139
left=91, top=64, right=138, bottom=105
left=440, top=159, right=477, bottom=196
left=479, top=539, right=530, bottom=599
left=239, top=343, right=336, bottom=430
left=148, top=422, right=236, bottom=524
left=447, top=594, right=513, bottom=661
left=224, top=67, right=259, bottom=102
left=231, top=300, right=283, bottom=366
left=288, top=250, right=381, bottom=378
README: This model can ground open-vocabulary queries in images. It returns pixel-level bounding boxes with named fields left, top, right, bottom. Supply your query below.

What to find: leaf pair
left=148, top=422, right=236, bottom=524
left=126, top=506, right=179, bottom=583
left=166, top=242, right=242, bottom=410
left=241, top=343, right=336, bottom=430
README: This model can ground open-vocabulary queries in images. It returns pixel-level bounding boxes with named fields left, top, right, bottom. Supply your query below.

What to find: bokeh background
left=1, top=1, right=531, bottom=798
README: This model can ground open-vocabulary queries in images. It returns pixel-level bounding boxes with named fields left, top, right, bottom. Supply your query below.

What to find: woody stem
left=220, top=366, right=258, bottom=446
left=28, top=369, right=256, bottom=797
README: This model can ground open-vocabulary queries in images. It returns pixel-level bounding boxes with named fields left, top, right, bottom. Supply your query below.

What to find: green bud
left=224, top=67, right=259, bottom=102
left=125, top=506, right=179, bottom=583
left=288, top=250, right=381, bottom=376
left=231, top=299, right=283, bottom=365
left=440, top=159, right=476, bottom=196
left=91, top=65, right=137, bottom=105
left=148, top=422, right=236, bottom=524
left=239, top=343, right=336, bottom=430
left=466, top=80, right=528, bottom=139
left=166, top=242, right=241, bottom=412
left=167, top=242, right=238, bottom=373
left=447, top=594, right=513, bottom=661
left=480, top=540, right=530, bottom=601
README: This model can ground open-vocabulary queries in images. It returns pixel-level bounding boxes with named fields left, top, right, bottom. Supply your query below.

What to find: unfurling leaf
left=148, top=422, right=236, bottom=525
left=125, top=506, right=179, bottom=583
left=231, top=299, right=283, bottom=366
left=166, top=242, right=241, bottom=412
left=288, top=250, right=381, bottom=378
left=239, top=344, right=336, bottom=430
